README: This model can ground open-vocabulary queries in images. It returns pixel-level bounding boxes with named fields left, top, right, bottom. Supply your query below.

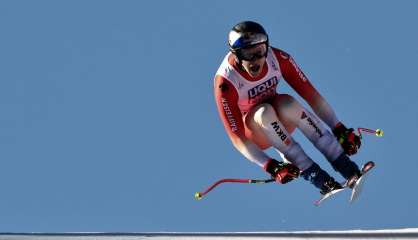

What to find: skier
left=214, top=21, right=363, bottom=195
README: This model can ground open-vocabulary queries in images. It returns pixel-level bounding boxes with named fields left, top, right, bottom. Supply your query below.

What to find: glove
left=264, top=159, right=300, bottom=184
left=332, top=122, right=361, bottom=155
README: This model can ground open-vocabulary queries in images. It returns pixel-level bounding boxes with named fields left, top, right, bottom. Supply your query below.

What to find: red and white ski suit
left=214, top=47, right=344, bottom=171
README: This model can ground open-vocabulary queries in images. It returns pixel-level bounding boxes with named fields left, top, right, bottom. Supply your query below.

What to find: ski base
left=314, top=188, right=346, bottom=206
left=314, top=161, right=375, bottom=206
left=349, top=161, right=375, bottom=203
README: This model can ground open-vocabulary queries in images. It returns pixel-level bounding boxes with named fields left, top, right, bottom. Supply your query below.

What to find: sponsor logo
left=301, top=112, right=323, bottom=138
left=238, top=82, right=244, bottom=89
left=248, top=76, right=278, bottom=102
left=271, top=121, right=291, bottom=145
left=279, top=51, right=289, bottom=60
left=221, top=97, right=238, bottom=132
left=271, top=59, right=279, bottom=71
left=289, top=57, right=308, bottom=83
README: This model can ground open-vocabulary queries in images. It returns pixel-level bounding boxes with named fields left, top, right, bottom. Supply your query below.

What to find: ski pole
left=195, top=178, right=274, bottom=200
left=357, top=127, right=384, bottom=138
left=195, top=127, right=383, bottom=200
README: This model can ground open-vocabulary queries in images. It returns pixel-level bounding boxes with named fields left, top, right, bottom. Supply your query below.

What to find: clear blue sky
left=1, top=0, right=417, bottom=233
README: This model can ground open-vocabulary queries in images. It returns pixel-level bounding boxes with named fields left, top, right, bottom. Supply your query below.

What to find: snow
left=1, top=228, right=418, bottom=240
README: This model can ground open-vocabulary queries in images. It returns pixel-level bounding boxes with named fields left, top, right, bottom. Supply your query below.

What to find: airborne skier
left=214, top=21, right=365, bottom=196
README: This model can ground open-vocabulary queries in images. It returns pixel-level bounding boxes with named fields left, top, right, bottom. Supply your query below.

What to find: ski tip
left=314, top=199, right=327, bottom=206
left=362, top=161, right=376, bottom=173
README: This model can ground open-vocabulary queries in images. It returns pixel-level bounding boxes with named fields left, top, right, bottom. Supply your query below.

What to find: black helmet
left=228, top=21, right=269, bottom=54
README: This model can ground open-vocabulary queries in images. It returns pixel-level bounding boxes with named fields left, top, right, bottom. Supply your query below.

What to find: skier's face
left=238, top=44, right=267, bottom=78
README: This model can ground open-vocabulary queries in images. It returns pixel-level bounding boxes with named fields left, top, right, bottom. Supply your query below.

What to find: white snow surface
left=1, top=228, right=418, bottom=239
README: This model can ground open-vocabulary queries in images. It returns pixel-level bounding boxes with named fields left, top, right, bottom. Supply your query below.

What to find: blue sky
left=1, top=0, right=418, bottom=232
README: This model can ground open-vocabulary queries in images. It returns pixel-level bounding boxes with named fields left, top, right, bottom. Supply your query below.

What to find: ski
left=314, top=188, right=346, bottom=206
left=349, top=161, right=375, bottom=203
left=314, top=161, right=375, bottom=206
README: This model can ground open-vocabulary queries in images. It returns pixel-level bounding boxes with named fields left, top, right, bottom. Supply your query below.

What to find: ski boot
left=301, top=162, right=340, bottom=193
left=345, top=161, right=375, bottom=188
left=320, top=178, right=343, bottom=195
left=330, top=154, right=361, bottom=183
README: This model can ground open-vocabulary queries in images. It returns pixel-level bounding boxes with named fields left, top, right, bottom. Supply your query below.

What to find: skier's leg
left=246, top=103, right=309, bottom=170
left=245, top=103, right=338, bottom=191
left=271, top=94, right=360, bottom=179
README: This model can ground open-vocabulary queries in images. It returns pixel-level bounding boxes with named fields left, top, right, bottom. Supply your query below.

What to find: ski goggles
left=230, top=32, right=268, bottom=50
left=236, top=43, right=267, bottom=61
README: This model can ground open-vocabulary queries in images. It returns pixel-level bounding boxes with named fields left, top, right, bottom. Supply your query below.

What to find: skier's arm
left=273, top=49, right=340, bottom=129
left=274, top=49, right=361, bottom=155
left=214, top=75, right=271, bottom=168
